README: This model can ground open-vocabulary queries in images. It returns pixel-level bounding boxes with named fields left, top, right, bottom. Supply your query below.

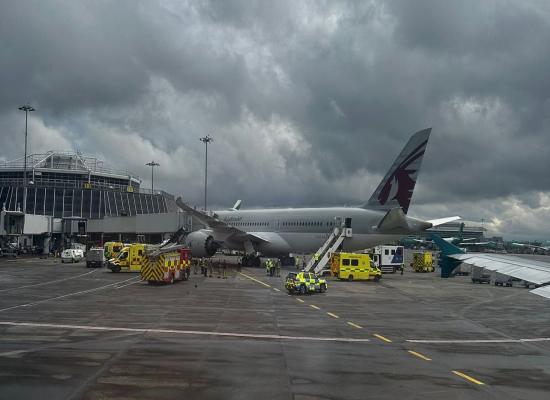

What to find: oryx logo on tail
left=364, top=128, right=431, bottom=214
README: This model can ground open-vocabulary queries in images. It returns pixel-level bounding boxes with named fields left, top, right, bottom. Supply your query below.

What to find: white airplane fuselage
left=213, top=207, right=422, bottom=256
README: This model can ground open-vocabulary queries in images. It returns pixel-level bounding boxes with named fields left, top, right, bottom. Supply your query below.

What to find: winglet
left=431, top=234, right=464, bottom=256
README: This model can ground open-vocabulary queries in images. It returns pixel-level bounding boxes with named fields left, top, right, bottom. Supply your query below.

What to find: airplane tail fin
left=431, top=234, right=464, bottom=256
left=363, top=128, right=431, bottom=214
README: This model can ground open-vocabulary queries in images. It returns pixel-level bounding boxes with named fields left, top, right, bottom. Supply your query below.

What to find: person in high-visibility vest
left=314, top=253, right=320, bottom=262
left=265, top=259, right=271, bottom=276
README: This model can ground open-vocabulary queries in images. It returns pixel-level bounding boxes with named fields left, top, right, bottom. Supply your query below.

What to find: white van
left=61, top=249, right=84, bottom=263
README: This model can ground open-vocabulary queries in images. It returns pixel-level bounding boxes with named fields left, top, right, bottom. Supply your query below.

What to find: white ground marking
left=0, top=276, right=138, bottom=313
left=407, top=338, right=550, bottom=344
left=0, top=269, right=99, bottom=293
left=114, top=278, right=142, bottom=289
left=0, top=321, right=371, bottom=343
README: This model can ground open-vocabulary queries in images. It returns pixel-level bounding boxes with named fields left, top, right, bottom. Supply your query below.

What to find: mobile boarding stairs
left=304, top=217, right=353, bottom=275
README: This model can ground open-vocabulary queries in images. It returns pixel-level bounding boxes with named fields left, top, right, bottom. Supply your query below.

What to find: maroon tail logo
left=377, top=140, right=428, bottom=213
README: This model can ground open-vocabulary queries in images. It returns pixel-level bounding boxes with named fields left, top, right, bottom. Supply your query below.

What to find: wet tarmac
left=0, top=253, right=549, bottom=399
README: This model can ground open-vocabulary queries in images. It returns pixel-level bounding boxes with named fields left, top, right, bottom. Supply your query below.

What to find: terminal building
left=0, top=151, right=189, bottom=253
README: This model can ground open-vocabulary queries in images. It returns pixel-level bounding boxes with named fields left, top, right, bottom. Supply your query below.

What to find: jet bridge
left=304, top=217, right=352, bottom=275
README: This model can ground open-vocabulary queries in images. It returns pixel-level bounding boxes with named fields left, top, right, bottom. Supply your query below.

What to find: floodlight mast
left=18, top=104, right=35, bottom=212
left=199, top=135, right=213, bottom=211
left=145, top=161, right=160, bottom=194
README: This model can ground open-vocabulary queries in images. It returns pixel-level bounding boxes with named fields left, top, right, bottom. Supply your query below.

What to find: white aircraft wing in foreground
left=432, top=234, right=550, bottom=299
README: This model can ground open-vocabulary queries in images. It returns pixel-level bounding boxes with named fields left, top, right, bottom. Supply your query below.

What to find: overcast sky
left=1, top=0, right=550, bottom=240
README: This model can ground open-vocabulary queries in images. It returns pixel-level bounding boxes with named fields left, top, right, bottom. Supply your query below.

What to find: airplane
left=404, top=223, right=492, bottom=247
left=432, top=234, right=550, bottom=300
left=177, top=128, right=460, bottom=266
left=511, top=242, right=550, bottom=252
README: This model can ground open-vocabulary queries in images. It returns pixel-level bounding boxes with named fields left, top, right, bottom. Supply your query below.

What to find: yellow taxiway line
left=347, top=321, right=363, bottom=329
left=452, top=370, right=485, bottom=385
left=407, top=350, right=432, bottom=361
left=326, top=312, right=340, bottom=319
left=238, top=272, right=271, bottom=288
left=310, top=304, right=320, bottom=310
left=373, top=333, right=392, bottom=343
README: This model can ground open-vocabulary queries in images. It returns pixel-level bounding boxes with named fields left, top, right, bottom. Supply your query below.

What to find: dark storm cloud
left=1, top=0, right=550, bottom=238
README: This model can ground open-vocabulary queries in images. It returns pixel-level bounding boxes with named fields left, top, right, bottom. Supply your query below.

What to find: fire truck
left=141, top=247, right=191, bottom=284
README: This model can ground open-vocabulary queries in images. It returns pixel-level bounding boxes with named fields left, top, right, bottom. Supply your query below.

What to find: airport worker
left=265, top=259, right=271, bottom=276
left=193, top=258, right=199, bottom=275
left=314, top=253, right=320, bottom=264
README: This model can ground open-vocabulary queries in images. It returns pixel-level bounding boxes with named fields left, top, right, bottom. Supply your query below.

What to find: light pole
left=18, top=104, right=35, bottom=212
left=145, top=161, right=160, bottom=194
left=199, top=135, right=213, bottom=211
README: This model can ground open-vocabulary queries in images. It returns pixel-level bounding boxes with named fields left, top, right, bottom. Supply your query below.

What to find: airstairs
left=304, top=218, right=352, bottom=275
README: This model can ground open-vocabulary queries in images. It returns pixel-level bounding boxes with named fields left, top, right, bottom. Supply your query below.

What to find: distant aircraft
left=178, top=128, right=459, bottom=264
left=432, top=234, right=550, bottom=300
left=511, top=242, right=550, bottom=252
left=404, top=223, right=493, bottom=247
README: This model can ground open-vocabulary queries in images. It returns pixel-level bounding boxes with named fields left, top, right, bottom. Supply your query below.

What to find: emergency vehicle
left=330, top=252, right=381, bottom=281
left=285, top=271, right=327, bottom=295
left=411, top=252, right=434, bottom=272
left=368, top=245, right=404, bottom=273
left=108, top=243, right=146, bottom=273
left=104, top=242, right=125, bottom=260
left=141, top=248, right=191, bottom=284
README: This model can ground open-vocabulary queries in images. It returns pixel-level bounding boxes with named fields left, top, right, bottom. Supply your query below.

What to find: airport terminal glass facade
left=0, top=152, right=168, bottom=218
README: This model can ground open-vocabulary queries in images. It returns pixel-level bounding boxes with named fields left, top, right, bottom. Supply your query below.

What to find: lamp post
left=18, top=104, right=35, bottom=212
left=145, top=161, right=160, bottom=194
left=199, top=135, right=213, bottom=211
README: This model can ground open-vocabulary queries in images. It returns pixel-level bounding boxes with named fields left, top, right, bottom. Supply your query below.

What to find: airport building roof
left=0, top=151, right=141, bottom=184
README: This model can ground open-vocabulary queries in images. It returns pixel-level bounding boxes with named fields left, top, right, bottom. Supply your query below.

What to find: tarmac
left=0, top=253, right=549, bottom=399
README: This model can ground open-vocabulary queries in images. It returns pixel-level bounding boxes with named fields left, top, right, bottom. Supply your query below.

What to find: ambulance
left=330, top=252, right=381, bottom=281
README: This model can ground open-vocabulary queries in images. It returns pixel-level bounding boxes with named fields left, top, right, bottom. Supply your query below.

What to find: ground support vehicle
left=412, top=252, right=434, bottom=272
left=86, top=248, right=106, bottom=268
left=330, top=252, right=381, bottom=281
left=285, top=272, right=327, bottom=295
left=108, top=243, right=146, bottom=273
left=471, top=267, right=491, bottom=284
left=141, top=248, right=191, bottom=284
left=369, top=245, right=404, bottom=273
left=61, top=249, right=84, bottom=263
left=104, top=242, right=125, bottom=260
left=494, top=272, right=513, bottom=287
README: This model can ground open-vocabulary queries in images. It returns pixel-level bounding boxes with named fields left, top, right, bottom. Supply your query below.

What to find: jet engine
left=184, top=230, right=220, bottom=258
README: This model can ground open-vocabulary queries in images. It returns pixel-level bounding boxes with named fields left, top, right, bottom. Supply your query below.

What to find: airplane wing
left=459, top=241, right=492, bottom=246
left=175, top=197, right=269, bottom=244
left=427, top=216, right=461, bottom=226
left=432, top=234, right=550, bottom=299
